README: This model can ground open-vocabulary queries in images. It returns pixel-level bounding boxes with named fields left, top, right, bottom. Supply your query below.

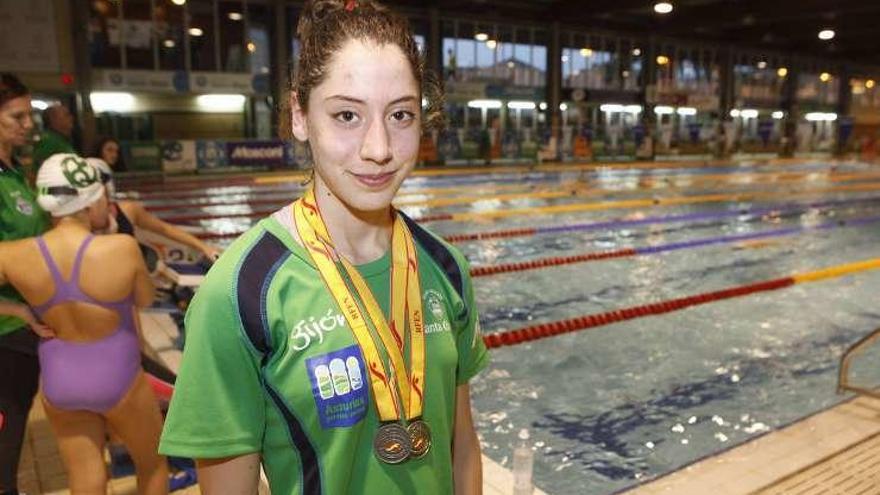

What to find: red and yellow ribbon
left=293, top=186, right=425, bottom=422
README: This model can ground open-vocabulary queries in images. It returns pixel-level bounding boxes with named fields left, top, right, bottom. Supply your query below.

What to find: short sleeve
left=454, top=257, right=489, bottom=385
left=158, top=267, right=267, bottom=459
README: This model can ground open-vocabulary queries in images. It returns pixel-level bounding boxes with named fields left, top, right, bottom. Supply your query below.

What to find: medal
left=406, top=419, right=432, bottom=459
left=293, top=185, right=431, bottom=464
left=374, top=422, right=412, bottom=464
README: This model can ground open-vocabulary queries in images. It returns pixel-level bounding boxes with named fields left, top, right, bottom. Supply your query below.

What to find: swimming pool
left=125, top=160, right=880, bottom=494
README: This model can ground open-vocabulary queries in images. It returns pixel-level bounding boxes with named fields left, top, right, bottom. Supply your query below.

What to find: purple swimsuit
left=33, top=235, right=141, bottom=413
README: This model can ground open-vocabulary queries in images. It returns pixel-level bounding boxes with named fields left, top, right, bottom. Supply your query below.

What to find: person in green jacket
left=32, top=103, right=75, bottom=169
left=0, top=72, right=51, bottom=495
left=159, top=1, right=488, bottom=494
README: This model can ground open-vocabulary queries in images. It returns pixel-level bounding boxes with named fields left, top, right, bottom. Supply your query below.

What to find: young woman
left=88, top=157, right=220, bottom=261
left=159, top=1, right=489, bottom=494
left=0, top=72, right=50, bottom=495
left=91, top=136, right=124, bottom=172
left=0, top=154, right=168, bottom=494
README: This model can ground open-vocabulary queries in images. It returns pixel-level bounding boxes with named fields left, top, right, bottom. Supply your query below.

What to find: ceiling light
left=772, top=111, right=784, bottom=119
left=676, top=107, right=697, bottom=116
left=539, top=102, right=547, bottom=111
left=507, top=61, right=515, bottom=68
left=656, top=55, right=670, bottom=66
left=227, top=12, right=243, bottom=21
left=820, top=72, right=832, bottom=82
left=632, top=48, right=641, bottom=56
left=757, top=61, right=767, bottom=70
left=561, top=55, right=569, bottom=63
left=188, top=27, right=204, bottom=37
left=467, top=99, right=502, bottom=109
left=171, top=0, right=185, bottom=5
left=475, top=32, right=489, bottom=42
left=729, top=109, right=740, bottom=118
left=246, top=41, right=256, bottom=53
left=866, top=79, right=876, bottom=89
left=196, top=94, right=247, bottom=112
left=654, top=106, right=674, bottom=115
left=818, top=29, right=835, bottom=41
left=559, top=103, right=568, bottom=111
left=90, top=92, right=135, bottom=113
left=486, top=40, right=497, bottom=49
left=580, top=47, right=593, bottom=57
left=654, top=2, right=673, bottom=14
left=31, top=99, right=51, bottom=110
left=740, top=109, right=759, bottom=119
left=507, top=101, right=536, bottom=110
left=163, top=39, right=175, bottom=48
left=777, top=67, right=788, bottom=78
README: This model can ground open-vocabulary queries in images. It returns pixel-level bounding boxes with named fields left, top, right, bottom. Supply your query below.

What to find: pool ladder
left=838, top=326, right=880, bottom=399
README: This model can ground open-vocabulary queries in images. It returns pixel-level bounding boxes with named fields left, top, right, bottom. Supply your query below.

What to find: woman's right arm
left=121, top=235, right=155, bottom=307
left=196, top=454, right=262, bottom=495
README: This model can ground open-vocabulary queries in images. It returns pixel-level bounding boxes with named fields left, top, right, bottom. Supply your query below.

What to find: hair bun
left=296, top=0, right=384, bottom=39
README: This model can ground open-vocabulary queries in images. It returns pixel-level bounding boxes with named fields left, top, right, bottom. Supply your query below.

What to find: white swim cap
left=37, top=153, right=105, bottom=217
left=87, top=157, right=115, bottom=198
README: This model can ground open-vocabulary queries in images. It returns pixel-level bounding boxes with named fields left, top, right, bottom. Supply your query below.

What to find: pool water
left=125, top=161, right=880, bottom=494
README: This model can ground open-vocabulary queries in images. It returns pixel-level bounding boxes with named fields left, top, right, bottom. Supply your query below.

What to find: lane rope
left=483, top=257, right=880, bottom=349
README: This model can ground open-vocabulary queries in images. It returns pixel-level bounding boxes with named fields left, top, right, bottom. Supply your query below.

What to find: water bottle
left=512, top=428, right=534, bottom=495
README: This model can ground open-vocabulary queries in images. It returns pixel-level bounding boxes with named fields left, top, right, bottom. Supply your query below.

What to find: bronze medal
left=374, top=423, right=412, bottom=464
left=406, top=419, right=432, bottom=459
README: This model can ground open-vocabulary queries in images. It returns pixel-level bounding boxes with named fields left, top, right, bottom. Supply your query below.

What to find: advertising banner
left=226, top=140, right=287, bottom=168
left=161, top=140, right=197, bottom=173
left=121, top=142, right=161, bottom=172
left=196, top=140, right=229, bottom=170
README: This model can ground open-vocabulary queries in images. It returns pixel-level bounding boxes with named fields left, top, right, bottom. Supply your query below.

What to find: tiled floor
left=625, top=396, right=880, bottom=495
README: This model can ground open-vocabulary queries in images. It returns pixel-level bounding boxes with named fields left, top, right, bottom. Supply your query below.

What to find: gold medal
left=374, top=422, right=412, bottom=464
left=406, top=419, right=432, bottom=459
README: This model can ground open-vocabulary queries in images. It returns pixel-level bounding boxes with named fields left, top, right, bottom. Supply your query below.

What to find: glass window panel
left=155, top=0, right=185, bottom=71
left=89, top=0, right=121, bottom=67
left=219, top=1, right=246, bottom=72
left=247, top=4, right=272, bottom=76
left=122, top=0, right=154, bottom=69
left=189, top=0, right=217, bottom=71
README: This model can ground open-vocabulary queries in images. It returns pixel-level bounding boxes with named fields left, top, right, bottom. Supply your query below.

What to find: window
left=121, top=0, right=154, bottom=69
left=89, top=0, right=121, bottom=67
left=155, top=0, right=185, bottom=71
left=220, top=1, right=247, bottom=72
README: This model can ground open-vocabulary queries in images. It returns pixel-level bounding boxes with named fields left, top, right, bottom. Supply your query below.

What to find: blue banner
left=225, top=140, right=288, bottom=168
left=196, top=140, right=229, bottom=169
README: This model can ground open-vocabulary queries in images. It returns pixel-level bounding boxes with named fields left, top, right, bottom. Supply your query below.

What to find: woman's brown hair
left=281, top=0, right=444, bottom=139
left=0, top=73, right=29, bottom=108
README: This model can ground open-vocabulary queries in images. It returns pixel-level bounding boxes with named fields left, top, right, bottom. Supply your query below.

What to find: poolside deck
left=18, top=309, right=545, bottom=495
left=625, top=395, right=880, bottom=495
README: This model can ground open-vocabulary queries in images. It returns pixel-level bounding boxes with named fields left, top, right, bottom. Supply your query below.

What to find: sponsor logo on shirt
left=290, top=309, right=346, bottom=352
left=306, top=345, right=368, bottom=429
left=423, top=289, right=452, bottom=335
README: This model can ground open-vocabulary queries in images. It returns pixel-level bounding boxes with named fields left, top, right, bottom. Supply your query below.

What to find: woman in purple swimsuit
left=0, top=154, right=168, bottom=494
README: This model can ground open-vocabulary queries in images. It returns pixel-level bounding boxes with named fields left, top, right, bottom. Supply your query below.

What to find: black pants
left=0, top=329, right=40, bottom=493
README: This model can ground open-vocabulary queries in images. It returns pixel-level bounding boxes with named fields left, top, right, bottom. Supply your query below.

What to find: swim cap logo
left=61, top=156, right=97, bottom=188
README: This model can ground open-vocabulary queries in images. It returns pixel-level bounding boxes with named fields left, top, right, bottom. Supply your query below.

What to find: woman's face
left=101, top=141, right=120, bottom=167
left=291, top=39, right=421, bottom=213
left=0, top=95, right=34, bottom=149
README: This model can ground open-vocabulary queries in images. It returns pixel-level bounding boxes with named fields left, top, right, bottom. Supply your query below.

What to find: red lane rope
left=445, top=227, right=539, bottom=242
left=482, top=277, right=794, bottom=349
left=470, top=248, right=638, bottom=277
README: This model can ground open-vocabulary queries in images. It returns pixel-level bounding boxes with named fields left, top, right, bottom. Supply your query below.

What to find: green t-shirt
left=0, top=159, right=49, bottom=336
left=159, top=208, right=489, bottom=495
left=32, top=129, right=75, bottom=169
